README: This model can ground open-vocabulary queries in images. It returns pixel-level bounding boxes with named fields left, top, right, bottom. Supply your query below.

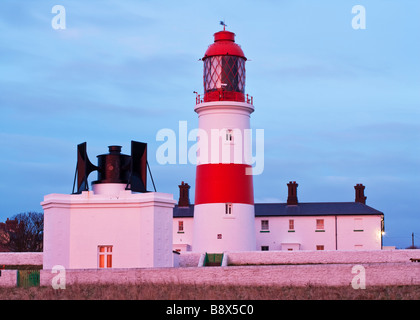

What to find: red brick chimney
left=354, top=183, right=367, bottom=204
left=178, top=181, right=191, bottom=207
left=287, top=181, right=298, bottom=205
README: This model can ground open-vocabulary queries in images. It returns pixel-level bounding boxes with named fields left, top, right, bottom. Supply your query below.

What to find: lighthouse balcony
left=195, top=92, right=253, bottom=105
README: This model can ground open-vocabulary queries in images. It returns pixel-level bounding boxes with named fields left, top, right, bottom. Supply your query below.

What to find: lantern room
left=202, top=29, right=248, bottom=103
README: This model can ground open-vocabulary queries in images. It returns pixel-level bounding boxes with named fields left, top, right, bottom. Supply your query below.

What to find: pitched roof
left=173, top=202, right=383, bottom=218
left=254, top=202, right=383, bottom=217
left=173, top=205, right=194, bottom=218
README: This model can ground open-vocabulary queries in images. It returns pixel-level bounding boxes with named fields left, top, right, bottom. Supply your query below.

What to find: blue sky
left=0, top=0, right=419, bottom=248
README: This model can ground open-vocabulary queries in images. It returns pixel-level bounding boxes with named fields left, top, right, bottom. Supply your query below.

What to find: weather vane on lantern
left=220, top=20, right=227, bottom=31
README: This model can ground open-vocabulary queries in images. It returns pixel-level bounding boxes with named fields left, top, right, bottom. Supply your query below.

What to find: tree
left=7, top=212, right=43, bottom=252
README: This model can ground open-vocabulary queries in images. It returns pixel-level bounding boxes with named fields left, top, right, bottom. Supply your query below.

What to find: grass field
left=0, top=283, right=419, bottom=300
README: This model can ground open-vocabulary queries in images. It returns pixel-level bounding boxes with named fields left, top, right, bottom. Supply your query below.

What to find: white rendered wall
left=153, top=205, right=174, bottom=267
left=336, top=215, right=383, bottom=250
left=192, top=203, right=256, bottom=253
left=255, top=215, right=383, bottom=251
left=173, top=217, right=194, bottom=252
left=194, top=101, right=254, bottom=165
left=256, top=216, right=335, bottom=251
left=43, top=200, right=71, bottom=268
left=42, top=185, right=176, bottom=269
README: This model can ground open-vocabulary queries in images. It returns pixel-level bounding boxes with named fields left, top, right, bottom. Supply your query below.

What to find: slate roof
left=173, top=205, right=195, bottom=218
left=173, top=202, right=383, bottom=218
left=253, top=202, right=383, bottom=217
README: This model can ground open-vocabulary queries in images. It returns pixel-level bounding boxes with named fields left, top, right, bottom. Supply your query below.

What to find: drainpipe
left=335, top=215, right=338, bottom=250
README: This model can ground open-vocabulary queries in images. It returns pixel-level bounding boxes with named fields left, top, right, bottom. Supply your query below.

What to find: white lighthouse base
left=192, top=203, right=256, bottom=253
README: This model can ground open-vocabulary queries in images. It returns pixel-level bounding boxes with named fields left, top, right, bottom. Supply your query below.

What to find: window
left=98, top=245, right=112, bottom=268
left=225, top=129, right=233, bottom=142
left=354, top=218, right=363, bottom=232
left=261, top=246, right=269, bottom=251
left=316, top=245, right=324, bottom=251
left=225, top=203, right=232, bottom=215
left=178, top=220, right=184, bottom=233
left=288, top=219, right=294, bottom=231
left=261, top=220, right=269, bottom=231
left=217, top=234, right=222, bottom=239
left=204, top=56, right=246, bottom=93
left=316, top=219, right=324, bottom=231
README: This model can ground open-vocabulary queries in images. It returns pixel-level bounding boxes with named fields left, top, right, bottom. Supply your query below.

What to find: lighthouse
left=192, top=27, right=256, bottom=253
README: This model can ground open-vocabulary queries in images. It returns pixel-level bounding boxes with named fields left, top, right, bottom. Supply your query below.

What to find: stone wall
left=0, top=270, right=17, bottom=287
left=39, top=262, right=420, bottom=288
left=2, top=250, right=420, bottom=288
left=225, top=249, right=420, bottom=265
left=178, top=252, right=202, bottom=267
left=0, top=253, right=43, bottom=266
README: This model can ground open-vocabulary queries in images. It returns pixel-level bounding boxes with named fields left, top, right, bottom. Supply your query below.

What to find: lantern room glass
left=204, top=56, right=246, bottom=94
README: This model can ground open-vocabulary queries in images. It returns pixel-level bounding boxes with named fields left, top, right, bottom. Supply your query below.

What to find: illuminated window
left=98, top=245, right=112, bottom=268
left=316, top=245, right=324, bottom=251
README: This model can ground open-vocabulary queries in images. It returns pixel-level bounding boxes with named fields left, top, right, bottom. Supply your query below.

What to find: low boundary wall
left=1, top=250, right=418, bottom=268
left=2, top=250, right=420, bottom=288
left=179, top=249, right=420, bottom=267
left=226, top=249, right=420, bottom=266
left=0, top=270, right=17, bottom=287
left=0, top=253, right=43, bottom=266
left=40, top=262, right=420, bottom=287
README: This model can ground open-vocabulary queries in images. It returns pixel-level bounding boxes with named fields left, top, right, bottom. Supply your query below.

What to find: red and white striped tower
left=192, top=28, right=256, bottom=252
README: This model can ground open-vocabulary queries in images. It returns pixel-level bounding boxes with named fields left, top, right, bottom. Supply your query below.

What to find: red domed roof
left=203, top=30, right=246, bottom=60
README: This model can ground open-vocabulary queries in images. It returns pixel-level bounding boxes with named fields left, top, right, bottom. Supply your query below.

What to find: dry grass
left=0, top=283, right=419, bottom=300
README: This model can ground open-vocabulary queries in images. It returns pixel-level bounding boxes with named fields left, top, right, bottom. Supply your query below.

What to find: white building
left=173, top=181, right=385, bottom=252
left=42, top=144, right=176, bottom=270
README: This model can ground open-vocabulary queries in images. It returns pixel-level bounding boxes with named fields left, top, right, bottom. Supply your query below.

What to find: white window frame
left=261, top=220, right=269, bottom=231
left=178, top=220, right=184, bottom=233
left=98, top=245, right=113, bottom=269
left=316, top=219, right=325, bottom=231
left=288, top=219, right=294, bottom=231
